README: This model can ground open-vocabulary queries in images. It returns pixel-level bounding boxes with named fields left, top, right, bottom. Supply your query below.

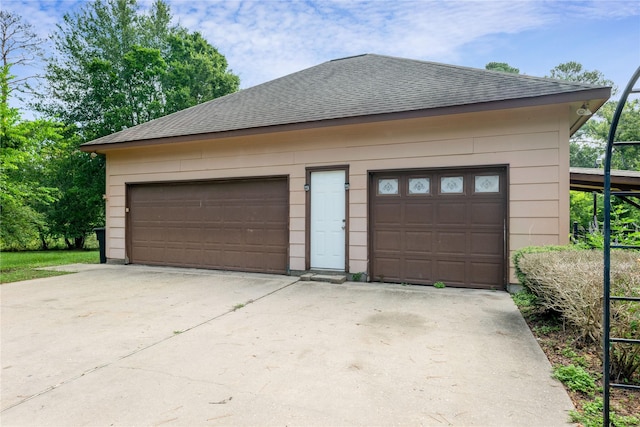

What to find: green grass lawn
left=0, top=250, right=99, bottom=284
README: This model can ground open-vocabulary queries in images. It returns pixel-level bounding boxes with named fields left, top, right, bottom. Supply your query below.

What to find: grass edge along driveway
left=0, top=250, right=99, bottom=284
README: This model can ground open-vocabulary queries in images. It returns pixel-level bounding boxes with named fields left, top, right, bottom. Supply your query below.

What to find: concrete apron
left=1, top=265, right=574, bottom=426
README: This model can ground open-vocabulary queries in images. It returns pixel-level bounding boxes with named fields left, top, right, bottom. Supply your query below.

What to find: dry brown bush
left=517, top=249, right=640, bottom=382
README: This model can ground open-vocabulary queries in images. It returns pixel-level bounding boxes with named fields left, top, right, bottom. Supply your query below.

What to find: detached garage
left=81, top=54, right=610, bottom=290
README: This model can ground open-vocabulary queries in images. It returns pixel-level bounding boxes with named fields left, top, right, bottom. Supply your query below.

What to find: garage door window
left=475, top=175, right=500, bottom=193
left=378, top=178, right=399, bottom=195
left=440, top=176, right=464, bottom=194
left=408, top=178, right=430, bottom=194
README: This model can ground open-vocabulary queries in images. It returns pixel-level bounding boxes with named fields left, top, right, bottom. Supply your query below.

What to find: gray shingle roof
left=82, top=54, right=609, bottom=147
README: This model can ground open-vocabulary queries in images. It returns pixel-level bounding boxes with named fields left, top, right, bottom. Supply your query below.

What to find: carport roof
left=81, top=53, right=610, bottom=150
left=570, top=167, right=640, bottom=193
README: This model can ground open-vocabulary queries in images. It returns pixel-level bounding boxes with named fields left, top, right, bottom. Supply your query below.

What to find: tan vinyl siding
left=103, top=103, right=570, bottom=283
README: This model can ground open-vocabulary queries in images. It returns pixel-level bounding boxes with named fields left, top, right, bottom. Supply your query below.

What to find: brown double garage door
left=370, top=167, right=507, bottom=290
left=127, top=178, right=288, bottom=274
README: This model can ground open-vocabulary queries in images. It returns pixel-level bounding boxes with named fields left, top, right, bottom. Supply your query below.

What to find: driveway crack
left=117, top=365, right=227, bottom=386
left=1, top=278, right=299, bottom=413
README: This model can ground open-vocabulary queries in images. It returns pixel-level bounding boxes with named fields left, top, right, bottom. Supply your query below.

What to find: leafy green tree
left=485, top=62, right=519, bottom=74
left=40, top=0, right=239, bottom=141
left=570, top=100, right=639, bottom=171
left=0, top=12, right=60, bottom=249
left=569, top=141, right=602, bottom=168
left=35, top=0, right=239, bottom=248
left=0, top=97, right=63, bottom=248
left=580, top=100, right=640, bottom=171
left=547, top=61, right=614, bottom=88
left=40, top=0, right=167, bottom=140
left=2, top=114, right=106, bottom=249
left=0, top=102, right=44, bottom=248
left=570, top=191, right=601, bottom=234
left=163, top=30, right=239, bottom=112
left=139, top=0, right=173, bottom=50
left=43, top=145, right=106, bottom=249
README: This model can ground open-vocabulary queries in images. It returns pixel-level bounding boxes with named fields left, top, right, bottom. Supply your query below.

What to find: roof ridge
left=327, top=53, right=607, bottom=90
left=329, top=53, right=369, bottom=62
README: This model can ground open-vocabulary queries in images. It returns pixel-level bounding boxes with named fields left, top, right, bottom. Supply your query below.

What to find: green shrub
left=515, top=247, right=640, bottom=383
left=511, top=289, right=537, bottom=308
left=533, top=324, right=562, bottom=335
left=512, top=245, right=571, bottom=288
left=570, top=398, right=640, bottom=427
left=350, top=272, right=364, bottom=282
left=561, top=346, right=588, bottom=368
left=553, top=364, right=596, bottom=396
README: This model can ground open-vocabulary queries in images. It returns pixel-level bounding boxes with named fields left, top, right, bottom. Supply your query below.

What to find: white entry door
left=311, top=170, right=346, bottom=270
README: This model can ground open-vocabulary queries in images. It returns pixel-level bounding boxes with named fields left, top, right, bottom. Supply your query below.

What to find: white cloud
left=165, top=0, right=557, bottom=87
left=553, top=0, right=640, bottom=19
left=2, top=0, right=639, bottom=113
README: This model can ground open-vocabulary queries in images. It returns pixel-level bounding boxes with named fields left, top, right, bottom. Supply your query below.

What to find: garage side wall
left=103, top=104, right=570, bottom=284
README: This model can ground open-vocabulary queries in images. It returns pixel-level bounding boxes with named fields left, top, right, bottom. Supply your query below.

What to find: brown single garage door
left=370, top=167, right=507, bottom=290
left=127, top=177, right=288, bottom=274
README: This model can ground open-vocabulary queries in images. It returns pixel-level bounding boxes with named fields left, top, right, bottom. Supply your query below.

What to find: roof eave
left=80, top=86, right=611, bottom=153
left=569, top=96, right=609, bottom=136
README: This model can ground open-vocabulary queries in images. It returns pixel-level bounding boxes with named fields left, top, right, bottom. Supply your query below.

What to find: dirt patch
left=520, top=303, right=640, bottom=420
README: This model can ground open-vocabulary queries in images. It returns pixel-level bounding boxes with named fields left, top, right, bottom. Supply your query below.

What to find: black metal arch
left=603, top=66, right=640, bottom=426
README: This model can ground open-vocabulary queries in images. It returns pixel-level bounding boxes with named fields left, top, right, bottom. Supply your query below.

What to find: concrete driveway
left=1, top=265, right=574, bottom=426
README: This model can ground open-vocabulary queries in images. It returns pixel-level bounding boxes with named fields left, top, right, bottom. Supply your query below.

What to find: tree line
left=1, top=0, right=239, bottom=250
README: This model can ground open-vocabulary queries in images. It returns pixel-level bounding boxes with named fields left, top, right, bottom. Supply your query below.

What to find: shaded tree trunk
left=65, top=236, right=85, bottom=249
left=38, top=231, right=48, bottom=250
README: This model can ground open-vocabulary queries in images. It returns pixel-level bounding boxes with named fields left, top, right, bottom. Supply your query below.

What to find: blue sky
left=4, top=0, right=640, bottom=114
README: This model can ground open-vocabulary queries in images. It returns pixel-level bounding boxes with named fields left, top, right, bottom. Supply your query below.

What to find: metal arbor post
left=602, top=66, right=640, bottom=426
